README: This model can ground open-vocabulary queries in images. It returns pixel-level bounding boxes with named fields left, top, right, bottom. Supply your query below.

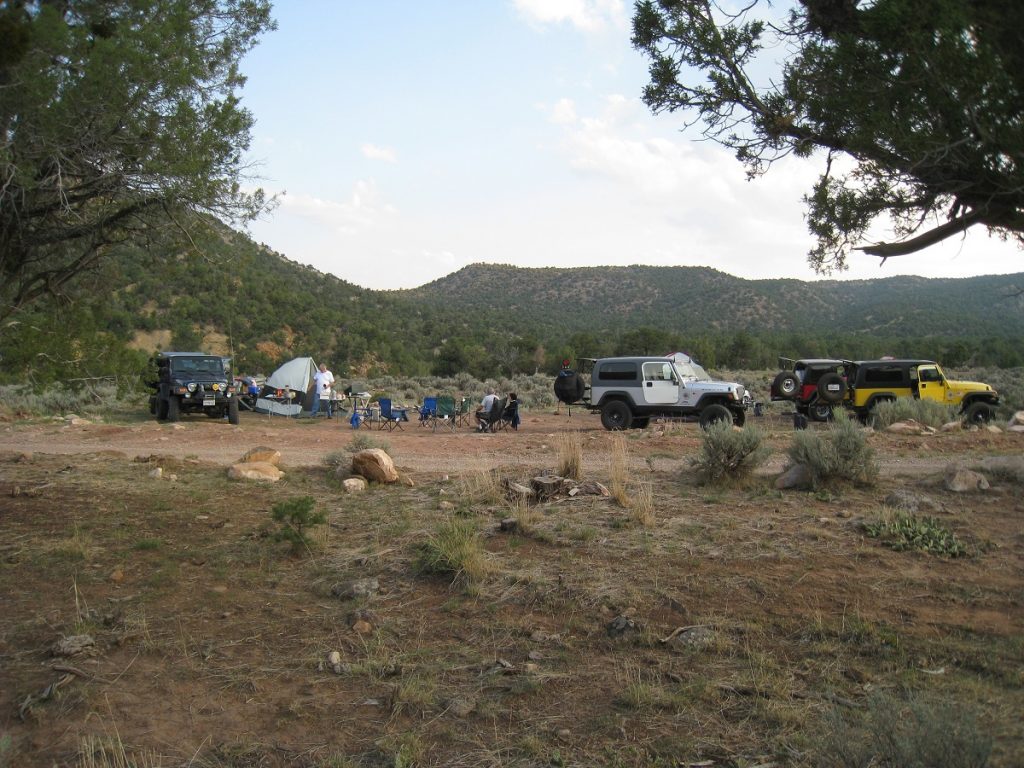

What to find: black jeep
left=770, top=358, right=848, bottom=422
left=148, top=352, right=239, bottom=424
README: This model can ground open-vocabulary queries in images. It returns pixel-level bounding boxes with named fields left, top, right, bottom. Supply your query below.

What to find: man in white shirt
left=312, top=362, right=335, bottom=418
left=475, top=387, right=497, bottom=431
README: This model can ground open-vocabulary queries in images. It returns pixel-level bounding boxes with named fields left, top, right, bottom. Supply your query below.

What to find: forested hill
left=404, top=263, right=1024, bottom=340
left=2, top=224, right=1023, bottom=385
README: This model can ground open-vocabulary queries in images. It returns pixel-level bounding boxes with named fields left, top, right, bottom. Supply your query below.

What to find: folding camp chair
left=417, top=396, right=437, bottom=427
left=478, top=396, right=506, bottom=433
left=455, top=397, right=472, bottom=427
left=494, top=398, right=519, bottom=431
left=378, top=398, right=404, bottom=431
left=432, top=395, right=457, bottom=432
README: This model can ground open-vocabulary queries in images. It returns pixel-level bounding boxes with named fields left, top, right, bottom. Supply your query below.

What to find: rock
left=446, top=695, right=477, bottom=718
left=504, top=481, right=536, bottom=504
left=499, top=518, right=518, bottom=532
left=351, top=449, right=398, bottom=483
left=227, top=461, right=283, bottom=482
left=1008, top=410, right=1024, bottom=427
left=331, top=578, right=380, bottom=600
left=65, top=415, right=91, bottom=426
left=574, top=480, right=610, bottom=497
left=52, top=634, right=96, bottom=657
left=886, top=420, right=935, bottom=435
left=148, top=467, right=163, bottom=479
left=884, top=489, right=942, bottom=514
left=607, top=614, right=641, bottom=640
left=943, top=464, right=989, bottom=493
left=1008, top=425, right=1024, bottom=434
left=110, top=568, right=125, bottom=584
left=326, top=650, right=344, bottom=674
left=662, top=626, right=716, bottom=651
left=241, top=447, right=281, bottom=465
left=348, top=608, right=378, bottom=635
left=986, top=425, right=1002, bottom=434
left=775, top=463, right=813, bottom=490
left=940, top=420, right=962, bottom=432
left=342, top=477, right=367, bottom=493
left=439, top=500, right=456, bottom=510
left=400, top=475, right=415, bottom=487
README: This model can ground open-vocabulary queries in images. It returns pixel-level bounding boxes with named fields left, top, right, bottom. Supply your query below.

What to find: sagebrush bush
left=870, top=397, right=960, bottom=428
left=787, top=418, right=877, bottom=488
left=816, top=690, right=991, bottom=768
left=691, top=422, right=770, bottom=484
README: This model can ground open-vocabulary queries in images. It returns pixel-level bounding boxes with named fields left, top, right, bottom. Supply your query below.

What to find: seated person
left=475, top=387, right=498, bottom=431
left=503, top=392, right=521, bottom=430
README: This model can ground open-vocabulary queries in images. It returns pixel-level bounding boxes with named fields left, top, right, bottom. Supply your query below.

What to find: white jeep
left=555, top=353, right=749, bottom=430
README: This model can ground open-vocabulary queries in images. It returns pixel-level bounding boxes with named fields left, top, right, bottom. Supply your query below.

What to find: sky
left=238, top=0, right=1022, bottom=291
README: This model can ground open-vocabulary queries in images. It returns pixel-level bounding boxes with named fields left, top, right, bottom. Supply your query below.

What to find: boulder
left=886, top=420, right=935, bottom=435
left=352, top=448, right=398, bottom=483
left=1008, top=410, right=1024, bottom=427
left=943, top=464, right=989, bottom=493
left=775, top=463, right=813, bottom=490
left=978, top=455, right=1024, bottom=483
left=342, top=477, right=367, bottom=493
left=241, top=446, right=281, bottom=465
left=227, top=461, right=283, bottom=482
left=884, top=489, right=942, bottom=514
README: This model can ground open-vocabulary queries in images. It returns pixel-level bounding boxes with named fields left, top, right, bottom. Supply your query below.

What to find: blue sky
left=239, top=0, right=1022, bottom=290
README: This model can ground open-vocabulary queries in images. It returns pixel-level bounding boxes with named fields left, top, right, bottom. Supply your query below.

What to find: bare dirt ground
left=1, top=409, right=1022, bottom=767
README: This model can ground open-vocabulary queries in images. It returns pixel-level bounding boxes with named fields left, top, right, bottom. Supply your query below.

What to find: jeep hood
left=947, top=379, right=997, bottom=395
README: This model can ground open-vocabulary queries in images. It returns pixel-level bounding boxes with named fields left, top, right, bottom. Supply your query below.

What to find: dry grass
left=609, top=434, right=631, bottom=507
left=556, top=431, right=583, bottom=479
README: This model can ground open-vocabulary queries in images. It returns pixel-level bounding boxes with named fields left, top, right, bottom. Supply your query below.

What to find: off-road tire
left=731, top=407, right=746, bottom=427
left=963, top=401, right=995, bottom=425
left=698, top=403, right=732, bottom=430
left=156, top=396, right=169, bottom=421
left=809, top=402, right=833, bottom=422
left=228, top=398, right=240, bottom=425
left=816, top=372, right=847, bottom=404
left=166, top=395, right=180, bottom=422
left=772, top=371, right=800, bottom=399
left=600, top=400, right=632, bottom=431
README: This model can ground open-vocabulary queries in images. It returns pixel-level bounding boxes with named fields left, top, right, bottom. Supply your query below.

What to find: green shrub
left=815, top=690, right=991, bottom=768
left=864, top=509, right=967, bottom=557
left=415, top=518, right=490, bottom=587
left=691, top=422, right=770, bottom=484
left=270, top=496, right=326, bottom=554
left=870, top=397, right=959, bottom=428
left=787, top=418, right=877, bottom=488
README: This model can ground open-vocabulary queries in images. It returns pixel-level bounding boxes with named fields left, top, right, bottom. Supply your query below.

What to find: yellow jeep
left=843, top=359, right=999, bottom=424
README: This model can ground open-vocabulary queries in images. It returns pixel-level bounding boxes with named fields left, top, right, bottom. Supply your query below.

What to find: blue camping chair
left=417, top=396, right=437, bottom=427
left=378, top=398, right=405, bottom=431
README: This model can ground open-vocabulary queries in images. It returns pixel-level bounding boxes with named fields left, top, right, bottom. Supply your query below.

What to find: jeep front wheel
left=963, top=401, right=995, bottom=425
left=228, top=397, right=240, bottom=425
left=156, top=396, right=169, bottom=421
left=166, top=395, right=180, bottom=422
left=600, top=400, right=632, bottom=431
left=699, top=403, right=732, bottom=430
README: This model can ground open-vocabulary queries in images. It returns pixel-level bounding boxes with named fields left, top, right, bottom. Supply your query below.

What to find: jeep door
left=641, top=361, right=679, bottom=405
left=916, top=365, right=952, bottom=404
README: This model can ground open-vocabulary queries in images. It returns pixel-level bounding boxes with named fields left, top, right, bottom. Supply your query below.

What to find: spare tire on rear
left=816, top=372, right=847, bottom=404
left=771, top=371, right=800, bottom=399
left=554, top=369, right=585, bottom=404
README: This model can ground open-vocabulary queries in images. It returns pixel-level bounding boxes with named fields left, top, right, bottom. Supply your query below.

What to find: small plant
left=815, top=690, right=991, bottom=768
left=864, top=509, right=967, bottom=557
left=787, top=418, right=877, bottom=488
left=691, top=421, right=770, bottom=484
left=343, top=434, right=391, bottom=455
left=871, top=397, right=960, bottom=428
left=556, top=431, right=583, bottom=480
left=609, top=434, right=630, bottom=507
left=270, top=496, right=327, bottom=554
left=631, top=482, right=655, bottom=527
left=415, top=517, right=490, bottom=587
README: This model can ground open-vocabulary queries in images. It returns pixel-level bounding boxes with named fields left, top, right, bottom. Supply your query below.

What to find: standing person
left=312, top=362, right=335, bottom=418
left=475, top=387, right=498, bottom=432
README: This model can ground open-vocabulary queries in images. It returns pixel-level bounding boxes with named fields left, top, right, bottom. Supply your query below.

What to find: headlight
left=212, top=383, right=221, bottom=391
left=187, top=383, right=197, bottom=392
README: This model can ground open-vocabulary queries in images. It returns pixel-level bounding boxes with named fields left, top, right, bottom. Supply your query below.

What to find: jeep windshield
left=171, top=357, right=228, bottom=377
left=674, top=360, right=710, bottom=381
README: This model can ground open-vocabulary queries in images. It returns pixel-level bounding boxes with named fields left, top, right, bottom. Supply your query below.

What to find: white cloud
left=546, top=97, right=578, bottom=125
left=279, top=180, right=396, bottom=235
left=361, top=143, right=398, bottom=163
left=512, top=0, right=627, bottom=31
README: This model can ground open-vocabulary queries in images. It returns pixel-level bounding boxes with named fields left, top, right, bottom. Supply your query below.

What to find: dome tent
left=254, top=357, right=318, bottom=417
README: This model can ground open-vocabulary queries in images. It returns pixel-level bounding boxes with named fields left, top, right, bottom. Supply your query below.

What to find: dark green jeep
left=148, top=352, right=239, bottom=425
